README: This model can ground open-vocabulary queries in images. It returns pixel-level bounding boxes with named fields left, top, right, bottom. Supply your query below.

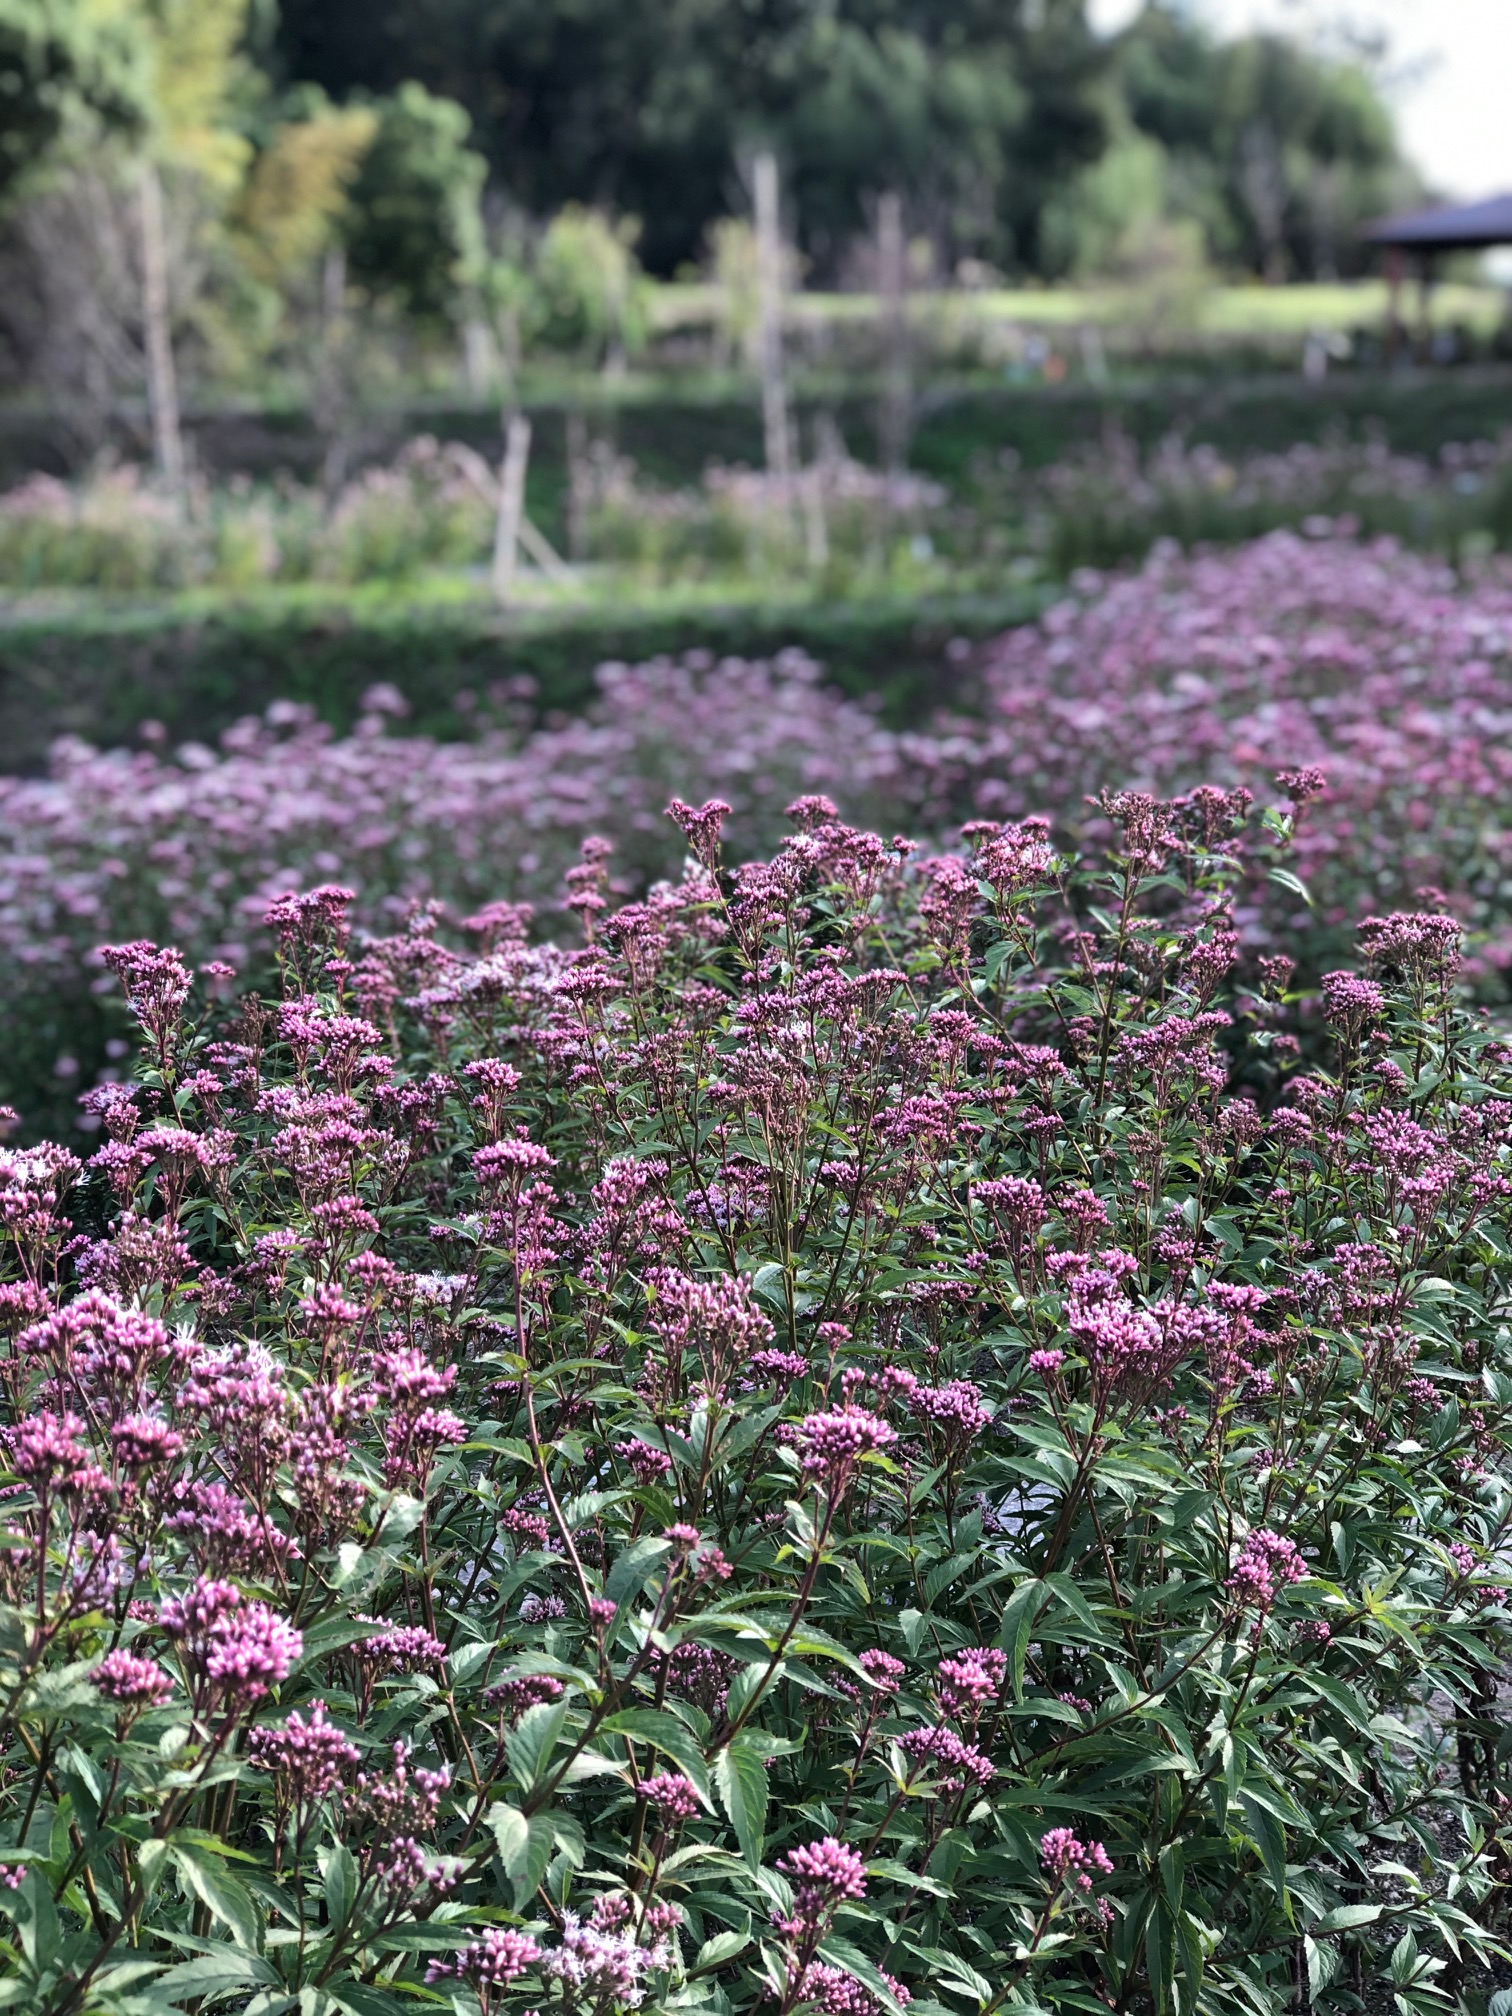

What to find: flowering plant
left=7, top=531, right=1512, bottom=1137
left=1, top=781, right=1512, bottom=2014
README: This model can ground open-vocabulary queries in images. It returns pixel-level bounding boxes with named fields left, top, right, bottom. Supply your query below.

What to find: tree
left=271, top=0, right=1111, bottom=278
left=0, top=0, right=149, bottom=208
left=235, top=90, right=378, bottom=289
left=340, top=81, right=487, bottom=326
left=534, top=204, right=647, bottom=369
left=1113, top=3, right=1411, bottom=281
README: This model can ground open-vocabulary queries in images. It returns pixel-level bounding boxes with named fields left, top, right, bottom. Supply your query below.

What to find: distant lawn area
left=653, top=278, right=1507, bottom=337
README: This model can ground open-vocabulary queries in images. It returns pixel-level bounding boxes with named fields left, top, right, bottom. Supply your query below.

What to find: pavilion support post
left=1385, top=247, right=1404, bottom=364
left=1416, top=254, right=1435, bottom=358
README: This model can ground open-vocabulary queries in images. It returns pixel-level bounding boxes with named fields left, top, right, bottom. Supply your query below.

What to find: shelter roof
left=1364, top=193, right=1512, bottom=252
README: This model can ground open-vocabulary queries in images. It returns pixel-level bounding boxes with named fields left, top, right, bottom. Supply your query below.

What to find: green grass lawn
left=653, top=278, right=1508, bottom=337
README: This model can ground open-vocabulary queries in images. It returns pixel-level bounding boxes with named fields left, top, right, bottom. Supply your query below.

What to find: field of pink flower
left=3, top=530, right=1512, bottom=1132
left=2, top=795, right=1510, bottom=2012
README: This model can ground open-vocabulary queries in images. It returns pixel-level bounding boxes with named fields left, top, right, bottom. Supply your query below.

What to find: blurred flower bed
left=1027, top=430, right=1512, bottom=573
left=4, top=427, right=1512, bottom=597
left=4, top=530, right=1512, bottom=1135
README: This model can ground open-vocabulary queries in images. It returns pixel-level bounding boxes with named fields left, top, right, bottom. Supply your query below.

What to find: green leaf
left=2, top=1870, right=55, bottom=1976
left=322, top=1844, right=357, bottom=1933
left=818, top=1936, right=911, bottom=2016
left=159, top=1950, right=282, bottom=2006
left=713, top=1736, right=769, bottom=1871
left=486, top=1802, right=556, bottom=1912
left=1315, top=1903, right=1384, bottom=1933
left=997, top=1579, right=1046, bottom=1702
left=506, top=1699, right=569, bottom=1794
left=170, top=1840, right=263, bottom=1952
left=605, top=1536, right=672, bottom=1610
left=600, top=1708, right=711, bottom=1800
left=1146, top=1900, right=1175, bottom=2016
left=373, top=1492, right=425, bottom=1542
left=330, top=1987, right=407, bottom=2016
left=692, top=1929, right=752, bottom=1972
left=1237, top=1791, right=1290, bottom=1920
left=1267, top=867, right=1312, bottom=907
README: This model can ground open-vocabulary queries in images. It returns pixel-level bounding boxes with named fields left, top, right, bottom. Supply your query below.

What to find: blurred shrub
left=535, top=205, right=649, bottom=367
left=0, top=468, right=193, bottom=590
left=316, top=435, right=495, bottom=582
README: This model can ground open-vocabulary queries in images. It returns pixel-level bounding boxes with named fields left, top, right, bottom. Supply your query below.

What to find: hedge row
left=0, top=589, right=1047, bottom=771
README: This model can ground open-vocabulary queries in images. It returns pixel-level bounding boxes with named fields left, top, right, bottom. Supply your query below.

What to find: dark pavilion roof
left=1363, top=193, right=1512, bottom=252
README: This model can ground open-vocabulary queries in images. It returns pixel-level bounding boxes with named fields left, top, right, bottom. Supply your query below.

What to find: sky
left=1087, top=0, right=1512, bottom=201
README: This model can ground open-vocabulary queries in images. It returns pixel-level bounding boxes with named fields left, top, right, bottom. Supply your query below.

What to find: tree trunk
left=318, top=245, right=352, bottom=503
left=876, top=191, right=911, bottom=474
left=137, top=160, right=185, bottom=502
left=753, top=151, right=791, bottom=482
left=491, top=410, right=532, bottom=606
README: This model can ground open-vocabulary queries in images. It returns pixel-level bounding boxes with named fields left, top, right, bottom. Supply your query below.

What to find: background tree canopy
left=266, top=0, right=1412, bottom=282
left=0, top=0, right=1426, bottom=419
left=0, top=0, right=149, bottom=205
left=269, top=0, right=1112, bottom=276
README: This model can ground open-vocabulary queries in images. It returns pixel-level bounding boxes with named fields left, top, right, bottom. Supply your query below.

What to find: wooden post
left=137, top=159, right=185, bottom=502
left=1416, top=253, right=1435, bottom=357
left=1385, top=246, right=1404, bottom=362
left=491, top=411, right=532, bottom=605
left=753, top=150, right=791, bottom=481
left=876, top=191, right=910, bottom=473
left=565, top=408, right=589, bottom=562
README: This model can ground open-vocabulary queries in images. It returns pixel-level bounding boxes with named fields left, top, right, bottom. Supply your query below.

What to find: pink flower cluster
left=1227, top=1530, right=1308, bottom=1612
left=1040, top=1827, right=1114, bottom=1891
left=775, top=1836, right=868, bottom=1934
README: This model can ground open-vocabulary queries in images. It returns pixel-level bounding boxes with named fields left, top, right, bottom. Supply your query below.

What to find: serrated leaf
left=170, top=1841, right=263, bottom=1952
left=997, top=1579, right=1045, bottom=1702
left=487, top=1801, right=556, bottom=1910
left=818, top=1936, right=910, bottom=2016
left=1237, top=1791, right=1290, bottom=1920
left=506, top=1699, right=568, bottom=1794
left=713, top=1736, right=769, bottom=1871
left=322, top=1844, right=357, bottom=1933
left=693, top=1929, right=751, bottom=1972
left=605, top=1537, right=673, bottom=1610
left=1315, top=1903, right=1383, bottom=1933
left=160, top=1950, right=281, bottom=2005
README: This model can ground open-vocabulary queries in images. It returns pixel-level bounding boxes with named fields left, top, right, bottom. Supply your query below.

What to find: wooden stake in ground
left=492, top=410, right=532, bottom=605
left=137, top=160, right=185, bottom=502
left=753, top=151, right=791, bottom=482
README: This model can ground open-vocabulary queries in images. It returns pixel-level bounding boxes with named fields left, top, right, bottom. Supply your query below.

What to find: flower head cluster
left=937, top=1647, right=1007, bottom=1720
left=774, top=1836, right=868, bottom=1936
left=1040, top=1828, right=1114, bottom=1892
left=93, top=1649, right=174, bottom=1709
left=159, top=1578, right=302, bottom=1708
left=640, top=1772, right=700, bottom=1821
left=1227, top=1530, right=1307, bottom=1612
left=537, top=1910, right=670, bottom=2008
left=793, top=1962, right=913, bottom=2016
left=425, top=1928, right=541, bottom=1991
left=793, top=1406, right=897, bottom=1487
left=897, top=1726, right=995, bottom=1791
left=246, top=1701, right=360, bottom=1809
